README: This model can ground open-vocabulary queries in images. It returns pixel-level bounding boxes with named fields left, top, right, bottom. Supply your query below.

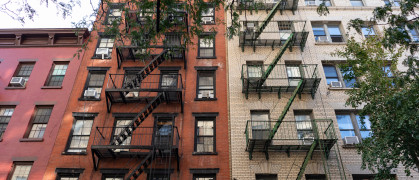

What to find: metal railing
left=244, top=119, right=337, bottom=146
left=92, top=126, right=180, bottom=150
left=237, top=0, right=299, bottom=10
left=241, top=64, right=319, bottom=88
left=106, top=74, right=183, bottom=91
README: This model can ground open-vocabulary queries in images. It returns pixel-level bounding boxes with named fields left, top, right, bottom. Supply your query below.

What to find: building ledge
left=19, top=138, right=43, bottom=142
left=5, top=86, right=26, bottom=90
left=192, top=152, right=218, bottom=155
left=62, top=151, right=88, bottom=155
left=41, top=86, right=62, bottom=89
left=194, top=98, right=217, bottom=101
left=315, top=42, right=346, bottom=45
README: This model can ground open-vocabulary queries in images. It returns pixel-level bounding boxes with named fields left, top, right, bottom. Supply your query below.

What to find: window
left=9, top=162, right=33, bottom=180
left=0, top=107, right=14, bottom=139
left=81, top=70, right=107, bottom=100
left=336, top=112, right=372, bottom=142
left=361, top=27, right=376, bottom=38
left=246, top=61, right=263, bottom=79
left=197, top=71, right=215, bottom=99
left=286, top=64, right=302, bottom=86
left=255, top=174, right=277, bottom=180
left=56, top=168, right=84, bottom=180
left=9, top=62, right=35, bottom=87
left=384, top=0, right=400, bottom=6
left=323, top=64, right=356, bottom=88
left=195, top=117, right=215, bottom=153
left=194, top=174, right=216, bottom=180
left=407, top=26, right=419, bottom=42
left=201, top=5, right=215, bottom=25
left=106, top=5, right=122, bottom=24
left=312, top=23, right=344, bottom=43
left=94, top=37, right=114, bottom=59
left=123, top=69, right=141, bottom=98
left=382, top=65, right=392, bottom=77
left=198, top=35, right=215, bottom=58
left=350, top=0, right=364, bottom=6
left=295, top=112, right=314, bottom=145
left=25, top=106, right=53, bottom=139
left=65, top=116, right=95, bottom=153
left=305, top=0, right=331, bottom=6
left=112, top=119, right=132, bottom=152
left=45, top=62, right=69, bottom=86
left=250, top=111, right=270, bottom=139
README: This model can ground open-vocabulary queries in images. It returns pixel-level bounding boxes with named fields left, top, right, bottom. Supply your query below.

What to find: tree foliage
left=333, top=0, right=419, bottom=178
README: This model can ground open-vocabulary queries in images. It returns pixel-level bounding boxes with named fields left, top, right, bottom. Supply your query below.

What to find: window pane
left=362, top=27, right=375, bottom=37
left=197, top=121, right=214, bottom=136
left=328, top=26, right=341, bottom=35
left=17, top=64, right=35, bottom=77
left=341, top=67, right=356, bottom=88
left=286, top=66, right=301, bottom=78
left=312, top=26, right=326, bottom=36
left=197, top=137, right=214, bottom=152
left=350, top=0, right=364, bottom=6
left=88, top=74, right=106, bottom=86
left=0, top=107, right=14, bottom=139
left=336, top=115, right=354, bottom=129
left=28, top=124, right=47, bottom=138
left=11, top=164, right=32, bottom=180
left=340, top=130, right=356, bottom=139
left=356, top=115, right=371, bottom=130
left=33, top=107, right=52, bottom=123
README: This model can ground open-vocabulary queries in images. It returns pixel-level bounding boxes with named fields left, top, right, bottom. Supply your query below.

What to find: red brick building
left=43, top=1, right=229, bottom=179
left=0, top=28, right=89, bottom=179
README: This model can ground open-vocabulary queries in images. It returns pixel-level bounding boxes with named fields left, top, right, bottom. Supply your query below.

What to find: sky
left=0, top=0, right=100, bottom=29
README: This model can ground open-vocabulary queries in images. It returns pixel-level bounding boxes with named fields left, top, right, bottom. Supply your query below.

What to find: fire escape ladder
left=257, top=34, right=294, bottom=88
left=254, top=0, right=284, bottom=40
left=125, top=151, right=155, bottom=180
left=111, top=93, right=164, bottom=146
left=136, top=50, right=168, bottom=83
left=296, top=140, right=318, bottom=180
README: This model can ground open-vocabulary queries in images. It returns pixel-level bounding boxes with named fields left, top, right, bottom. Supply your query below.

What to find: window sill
left=5, top=86, right=26, bottom=89
left=41, top=86, right=62, bottom=89
left=196, top=56, right=217, bottom=59
left=315, top=42, right=346, bottom=45
left=342, top=144, right=358, bottom=149
left=78, top=97, right=102, bottom=101
left=202, top=23, right=216, bottom=25
left=61, top=151, right=87, bottom=155
left=328, top=87, right=358, bottom=91
left=91, top=57, right=112, bottom=60
left=19, top=138, right=43, bottom=142
left=194, top=98, right=217, bottom=101
left=192, top=152, right=218, bottom=155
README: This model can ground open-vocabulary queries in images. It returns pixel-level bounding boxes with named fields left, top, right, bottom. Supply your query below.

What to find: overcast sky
left=0, top=0, right=100, bottom=29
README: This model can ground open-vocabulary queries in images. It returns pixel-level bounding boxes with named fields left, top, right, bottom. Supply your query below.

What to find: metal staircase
left=254, top=0, right=285, bottom=40
left=126, top=151, right=155, bottom=180
left=111, top=93, right=164, bottom=146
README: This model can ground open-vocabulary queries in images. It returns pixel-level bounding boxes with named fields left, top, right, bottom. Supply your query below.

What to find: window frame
left=64, top=114, right=96, bottom=155
left=104, top=4, right=123, bottom=25
left=322, top=63, right=356, bottom=88
left=93, top=36, right=115, bottom=59
left=335, top=111, right=372, bottom=143
left=312, top=22, right=345, bottom=43
left=24, top=105, right=53, bottom=139
left=8, top=62, right=35, bottom=87
left=196, top=70, right=216, bottom=101
left=79, top=68, right=108, bottom=101
left=194, top=116, right=216, bottom=154
left=7, top=162, right=33, bottom=180
left=197, top=34, right=216, bottom=59
left=201, top=4, right=215, bottom=25
left=45, top=61, right=69, bottom=87
left=0, top=106, right=15, bottom=140
left=350, top=0, right=364, bottom=6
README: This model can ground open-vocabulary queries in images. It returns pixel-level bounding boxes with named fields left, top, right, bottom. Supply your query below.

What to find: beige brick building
left=226, top=0, right=419, bottom=179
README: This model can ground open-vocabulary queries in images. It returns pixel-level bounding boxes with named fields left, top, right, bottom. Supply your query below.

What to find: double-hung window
left=336, top=111, right=372, bottom=143
left=407, top=26, right=419, bottom=42
left=95, top=37, right=114, bottom=59
left=9, top=62, right=35, bottom=87
left=106, top=5, right=122, bottom=24
left=295, top=112, right=314, bottom=145
left=195, top=117, right=215, bottom=153
left=286, top=64, right=302, bottom=86
left=198, top=35, right=215, bottom=58
left=45, top=62, right=69, bottom=86
left=361, top=26, right=376, bottom=38
left=312, top=23, right=344, bottom=43
left=81, top=69, right=107, bottom=100
left=197, top=71, right=215, bottom=99
left=25, top=106, right=53, bottom=139
left=323, top=64, right=356, bottom=88
left=9, top=162, right=33, bottom=180
left=250, top=111, right=270, bottom=140
left=65, top=115, right=95, bottom=153
left=0, top=106, right=14, bottom=139
left=350, top=0, right=364, bottom=6
left=201, top=5, right=215, bottom=25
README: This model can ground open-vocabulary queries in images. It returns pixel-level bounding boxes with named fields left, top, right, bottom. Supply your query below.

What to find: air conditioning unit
left=344, top=136, right=360, bottom=145
left=302, top=137, right=315, bottom=145
left=84, top=89, right=98, bottom=98
left=133, top=48, right=147, bottom=55
left=200, top=91, right=213, bottom=98
left=10, top=77, right=25, bottom=87
left=307, top=1, right=317, bottom=6
left=202, top=17, right=213, bottom=24
left=96, top=48, right=109, bottom=59
left=125, top=92, right=139, bottom=98
left=317, top=36, right=329, bottom=42
left=330, top=81, right=343, bottom=88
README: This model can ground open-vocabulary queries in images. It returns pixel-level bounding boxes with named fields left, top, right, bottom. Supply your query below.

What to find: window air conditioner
left=10, top=77, right=25, bottom=87
left=330, top=81, right=343, bottom=88
left=202, top=17, right=213, bottom=24
left=344, top=136, right=360, bottom=145
left=201, top=91, right=210, bottom=98
left=84, top=89, right=98, bottom=98
left=302, top=137, right=315, bottom=145
left=96, top=48, right=110, bottom=59
left=133, top=48, right=147, bottom=55
left=307, top=1, right=317, bottom=6
left=125, top=92, right=139, bottom=98
left=317, top=36, right=329, bottom=42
